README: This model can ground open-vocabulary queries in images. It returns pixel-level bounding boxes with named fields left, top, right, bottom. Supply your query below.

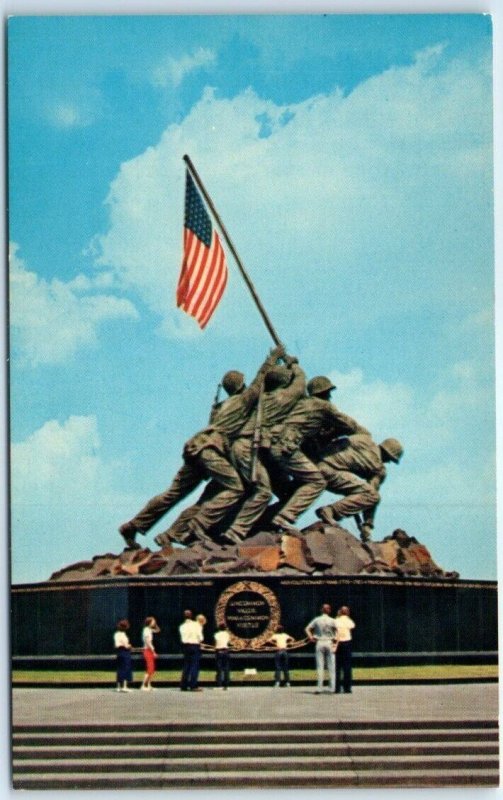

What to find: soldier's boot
left=185, top=518, right=215, bottom=546
left=154, top=531, right=170, bottom=548
left=220, top=528, right=245, bottom=546
left=154, top=530, right=194, bottom=548
left=155, top=523, right=195, bottom=548
left=119, top=521, right=142, bottom=550
left=269, top=514, right=299, bottom=533
left=315, top=505, right=342, bottom=527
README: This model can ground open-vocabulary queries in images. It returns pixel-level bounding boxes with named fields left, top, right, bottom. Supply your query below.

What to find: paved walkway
left=13, top=683, right=499, bottom=726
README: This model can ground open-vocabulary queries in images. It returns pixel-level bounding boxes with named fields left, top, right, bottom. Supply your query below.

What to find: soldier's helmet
left=264, top=365, right=292, bottom=391
left=222, top=370, right=245, bottom=395
left=307, top=376, right=336, bottom=397
left=380, top=438, right=404, bottom=463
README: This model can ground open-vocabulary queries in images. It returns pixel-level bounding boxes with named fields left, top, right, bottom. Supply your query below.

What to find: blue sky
left=7, top=13, right=497, bottom=584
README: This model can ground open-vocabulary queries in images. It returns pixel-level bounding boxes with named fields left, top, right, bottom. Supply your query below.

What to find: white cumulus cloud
left=329, top=359, right=494, bottom=466
left=152, top=47, right=216, bottom=88
left=11, top=416, right=142, bottom=583
left=9, top=243, right=138, bottom=366
left=328, top=367, right=413, bottom=442
left=43, top=86, right=104, bottom=128
left=12, top=415, right=101, bottom=489
left=93, top=45, right=493, bottom=340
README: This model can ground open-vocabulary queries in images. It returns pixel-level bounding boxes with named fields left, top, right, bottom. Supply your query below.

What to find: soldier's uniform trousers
left=268, top=440, right=326, bottom=524
left=318, top=463, right=380, bottom=519
left=129, top=447, right=244, bottom=535
left=227, top=437, right=273, bottom=538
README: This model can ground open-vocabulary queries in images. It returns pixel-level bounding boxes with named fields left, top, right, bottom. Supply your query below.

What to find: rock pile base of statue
left=49, top=525, right=459, bottom=581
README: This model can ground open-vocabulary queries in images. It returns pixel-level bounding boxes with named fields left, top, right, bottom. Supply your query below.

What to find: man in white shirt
left=334, top=605, right=356, bottom=694
left=179, top=610, right=204, bottom=691
left=305, top=604, right=337, bottom=693
left=214, top=623, right=231, bottom=689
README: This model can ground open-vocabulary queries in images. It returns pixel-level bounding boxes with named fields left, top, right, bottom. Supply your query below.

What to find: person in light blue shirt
left=305, top=604, right=337, bottom=693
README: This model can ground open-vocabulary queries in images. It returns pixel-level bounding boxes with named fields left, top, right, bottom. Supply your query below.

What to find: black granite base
left=11, top=573, right=498, bottom=664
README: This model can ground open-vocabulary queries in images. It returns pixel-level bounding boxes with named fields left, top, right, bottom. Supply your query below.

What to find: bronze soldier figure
left=315, top=435, right=403, bottom=542
left=220, top=357, right=307, bottom=545
left=156, top=345, right=285, bottom=546
left=118, top=428, right=243, bottom=549
left=265, top=376, right=367, bottom=530
left=119, top=348, right=284, bottom=550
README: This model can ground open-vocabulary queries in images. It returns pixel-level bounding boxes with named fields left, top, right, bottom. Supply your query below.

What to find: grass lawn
left=12, top=664, right=498, bottom=684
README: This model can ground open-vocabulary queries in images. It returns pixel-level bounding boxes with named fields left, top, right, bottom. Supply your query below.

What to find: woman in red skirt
left=141, top=616, right=160, bottom=691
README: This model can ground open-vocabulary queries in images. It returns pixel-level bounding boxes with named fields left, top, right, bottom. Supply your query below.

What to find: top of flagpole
left=183, top=154, right=283, bottom=348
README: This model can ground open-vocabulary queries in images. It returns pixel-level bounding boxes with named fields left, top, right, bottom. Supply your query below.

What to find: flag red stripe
left=181, top=233, right=206, bottom=303
left=198, top=238, right=228, bottom=327
left=198, top=252, right=226, bottom=325
left=196, top=258, right=225, bottom=327
left=176, top=229, right=192, bottom=303
left=176, top=230, right=196, bottom=304
left=200, top=268, right=227, bottom=328
left=177, top=231, right=207, bottom=307
left=185, top=234, right=221, bottom=315
left=179, top=229, right=227, bottom=327
left=176, top=170, right=228, bottom=327
left=189, top=233, right=224, bottom=319
left=191, top=249, right=226, bottom=326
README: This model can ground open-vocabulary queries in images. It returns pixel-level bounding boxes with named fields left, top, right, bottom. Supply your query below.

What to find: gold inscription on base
left=215, top=580, right=281, bottom=650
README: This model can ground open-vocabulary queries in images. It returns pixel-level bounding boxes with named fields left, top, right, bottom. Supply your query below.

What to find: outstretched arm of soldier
left=288, top=361, right=307, bottom=394
left=327, top=406, right=370, bottom=437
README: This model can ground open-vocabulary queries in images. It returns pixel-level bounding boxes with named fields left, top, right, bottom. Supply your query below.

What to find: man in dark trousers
left=179, top=610, right=203, bottom=692
left=334, top=606, right=356, bottom=694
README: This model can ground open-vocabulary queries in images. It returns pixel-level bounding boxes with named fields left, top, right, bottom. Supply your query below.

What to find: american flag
left=176, top=170, right=228, bottom=328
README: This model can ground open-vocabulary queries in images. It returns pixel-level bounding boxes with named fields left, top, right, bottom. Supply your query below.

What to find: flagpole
left=183, top=154, right=283, bottom=348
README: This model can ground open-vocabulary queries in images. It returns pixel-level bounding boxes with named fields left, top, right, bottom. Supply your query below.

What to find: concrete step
left=13, top=740, right=499, bottom=759
left=13, top=753, right=500, bottom=774
left=12, top=718, right=498, bottom=733
left=13, top=727, right=498, bottom=747
left=12, top=718, right=499, bottom=790
left=12, top=767, right=500, bottom=789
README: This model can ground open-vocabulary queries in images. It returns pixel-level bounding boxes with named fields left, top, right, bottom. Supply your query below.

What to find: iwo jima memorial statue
left=12, top=156, right=497, bottom=668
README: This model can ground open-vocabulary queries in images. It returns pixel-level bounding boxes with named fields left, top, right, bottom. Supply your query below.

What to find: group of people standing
left=119, top=347, right=403, bottom=550
left=179, top=610, right=236, bottom=691
left=113, top=604, right=356, bottom=695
